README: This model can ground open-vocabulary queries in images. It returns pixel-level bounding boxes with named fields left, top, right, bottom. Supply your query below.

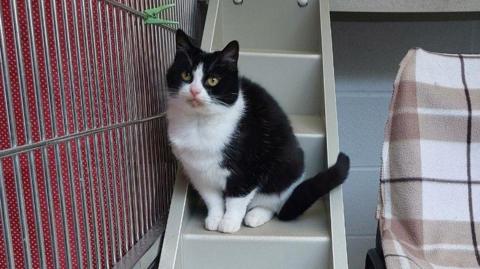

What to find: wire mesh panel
left=0, top=0, right=197, bottom=268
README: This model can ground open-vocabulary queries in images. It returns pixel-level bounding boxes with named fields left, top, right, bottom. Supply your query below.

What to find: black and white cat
left=166, top=30, right=349, bottom=233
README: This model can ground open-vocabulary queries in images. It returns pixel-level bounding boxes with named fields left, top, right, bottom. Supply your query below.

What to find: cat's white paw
left=218, top=217, right=241, bottom=233
left=244, top=207, right=274, bottom=228
left=205, top=215, right=223, bottom=231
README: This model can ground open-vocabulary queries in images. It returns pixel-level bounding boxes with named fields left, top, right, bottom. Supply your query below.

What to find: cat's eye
left=181, top=71, right=192, bottom=82
left=206, top=77, right=220, bottom=87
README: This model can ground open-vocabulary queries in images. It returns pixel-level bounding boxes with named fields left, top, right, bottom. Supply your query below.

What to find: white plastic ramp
left=159, top=0, right=347, bottom=268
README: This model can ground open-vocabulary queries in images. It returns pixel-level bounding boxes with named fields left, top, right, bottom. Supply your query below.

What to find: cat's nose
left=190, top=87, right=200, bottom=97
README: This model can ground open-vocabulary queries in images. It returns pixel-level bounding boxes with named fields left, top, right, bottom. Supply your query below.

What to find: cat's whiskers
left=211, top=100, right=229, bottom=107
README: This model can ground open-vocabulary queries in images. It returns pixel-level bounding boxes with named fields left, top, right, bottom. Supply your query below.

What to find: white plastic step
left=211, top=0, right=321, bottom=53
left=180, top=200, right=330, bottom=269
left=238, top=51, right=323, bottom=116
left=289, top=114, right=326, bottom=177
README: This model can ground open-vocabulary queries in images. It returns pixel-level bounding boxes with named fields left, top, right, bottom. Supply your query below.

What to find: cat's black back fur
left=222, top=78, right=304, bottom=197
left=221, top=77, right=349, bottom=220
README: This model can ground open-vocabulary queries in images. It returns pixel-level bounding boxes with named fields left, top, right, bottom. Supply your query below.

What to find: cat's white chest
left=167, top=96, right=244, bottom=190
left=169, top=118, right=231, bottom=189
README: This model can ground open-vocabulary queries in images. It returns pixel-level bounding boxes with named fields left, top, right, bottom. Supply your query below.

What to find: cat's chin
left=187, top=98, right=204, bottom=108
left=170, top=102, right=216, bottom=116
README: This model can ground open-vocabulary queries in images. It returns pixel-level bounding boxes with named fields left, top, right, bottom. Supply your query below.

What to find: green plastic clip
left=143, top=3, right=178, bottom=26
left=104, top=0, right=178, bottom=31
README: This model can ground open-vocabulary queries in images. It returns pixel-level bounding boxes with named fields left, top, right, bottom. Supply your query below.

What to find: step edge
left=182, top=234, right=331, bottom=242
left=240, top=50, right=321, bottom=59
left=295, top=133, right=326, bottom=138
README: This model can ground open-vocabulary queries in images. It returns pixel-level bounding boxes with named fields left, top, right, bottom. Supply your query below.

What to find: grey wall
left=332, top=17, right=480, bottom=269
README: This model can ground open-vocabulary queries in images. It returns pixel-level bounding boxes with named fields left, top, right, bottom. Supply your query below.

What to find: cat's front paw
left=205, top=215, right=223, bottom=231
left=244, top=207, right=274, bottom=228
left=218, top=217, right=241, bottom=233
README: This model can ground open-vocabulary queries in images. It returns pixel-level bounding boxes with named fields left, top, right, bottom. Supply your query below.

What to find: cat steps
left=159, top=1, right=347, bottom=268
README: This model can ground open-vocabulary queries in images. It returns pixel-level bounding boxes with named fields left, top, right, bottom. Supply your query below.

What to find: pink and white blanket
left=378, top=48, right=480, bottom=268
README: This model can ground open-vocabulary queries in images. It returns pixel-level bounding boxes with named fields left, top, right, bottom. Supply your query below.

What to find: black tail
left=277, top=152, right=350, bottom=221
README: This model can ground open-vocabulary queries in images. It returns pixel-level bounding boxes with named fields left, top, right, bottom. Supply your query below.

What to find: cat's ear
left=220, top=40, right=239, bottom=64
left=176, top=29, right=194, bottom=52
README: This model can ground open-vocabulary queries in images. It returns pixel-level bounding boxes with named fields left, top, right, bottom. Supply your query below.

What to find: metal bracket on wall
left=104, top=0, right=178, bottom=32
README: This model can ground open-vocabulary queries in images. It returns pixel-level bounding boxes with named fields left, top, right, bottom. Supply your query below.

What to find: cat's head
left=167, top=29, right=240, bottom=114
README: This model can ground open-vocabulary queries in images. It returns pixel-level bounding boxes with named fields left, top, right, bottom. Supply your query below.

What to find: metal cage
left=0, top=0, right=198, bottom=268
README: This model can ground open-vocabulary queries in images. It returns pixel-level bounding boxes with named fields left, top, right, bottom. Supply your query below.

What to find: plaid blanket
left=377, top=48, right=480, bottom=269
